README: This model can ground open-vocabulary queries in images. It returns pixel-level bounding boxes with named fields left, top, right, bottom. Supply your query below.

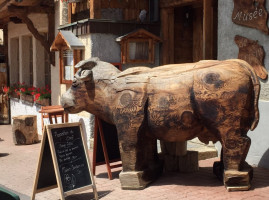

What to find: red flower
left=21, top=88, right=26, bottom=93
left=3, top=86, right=9, bottom=94
left=34, top=93, right=41, bottom=102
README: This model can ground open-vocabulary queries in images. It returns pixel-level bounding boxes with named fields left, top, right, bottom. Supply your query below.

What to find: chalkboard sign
left=50, top=125, right=92, bottom=192
left=36, top=134, right=57, bottom=191
left=32, top=122, right=98, bottom=200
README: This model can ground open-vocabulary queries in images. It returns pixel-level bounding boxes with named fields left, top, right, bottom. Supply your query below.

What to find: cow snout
left=61, top=92, right=75, bottom=110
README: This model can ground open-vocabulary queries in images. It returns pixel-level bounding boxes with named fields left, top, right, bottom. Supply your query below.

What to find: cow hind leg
left=221, top=128, right=251, bottom=171
left=216, top=127, right=253, bottom=191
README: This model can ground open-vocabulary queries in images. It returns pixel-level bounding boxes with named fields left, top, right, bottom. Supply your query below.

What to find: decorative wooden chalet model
left=51, top=31, right=85, bottom=84
left=116, top=29, right=161, bottom=64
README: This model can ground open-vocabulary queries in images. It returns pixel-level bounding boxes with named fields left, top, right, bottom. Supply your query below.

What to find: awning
left=50, top=31, right=85, bottom=52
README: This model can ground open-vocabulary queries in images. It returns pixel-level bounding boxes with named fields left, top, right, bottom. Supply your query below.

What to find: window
left=116, top=29, right=161, bottom=64
left=60, top=49, right=83, bottom=84
left=128, top=40, right=150, bottom=62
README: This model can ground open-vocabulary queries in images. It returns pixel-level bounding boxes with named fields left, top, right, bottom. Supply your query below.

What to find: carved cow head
left=61, top=57, right=100, bottom=113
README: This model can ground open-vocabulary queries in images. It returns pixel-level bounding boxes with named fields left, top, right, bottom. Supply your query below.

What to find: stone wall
left=218, top=0, right=269, bottom=100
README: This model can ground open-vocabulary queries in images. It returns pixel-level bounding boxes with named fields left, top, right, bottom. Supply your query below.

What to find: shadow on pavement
left=66, top=190, right=112, bottom=200
left=150, top=166, right=269, bottom=190
left=96, top=170, right=121, bottom=179
left=0, top=153, right=9, bottom=157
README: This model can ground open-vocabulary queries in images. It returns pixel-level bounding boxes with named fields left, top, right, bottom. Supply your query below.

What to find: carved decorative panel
left=232, top=0, right=269, bottom=34
left=235, top=35, right=268, bottom=79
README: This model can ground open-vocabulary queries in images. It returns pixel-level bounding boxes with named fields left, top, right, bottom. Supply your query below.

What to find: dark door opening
left=174, top=5, right=203, bottom=64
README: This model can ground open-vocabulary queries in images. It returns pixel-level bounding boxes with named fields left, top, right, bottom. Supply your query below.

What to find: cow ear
left=80, top=70, right=92, bottom=81
left=75, top=57, right=100, bottom=70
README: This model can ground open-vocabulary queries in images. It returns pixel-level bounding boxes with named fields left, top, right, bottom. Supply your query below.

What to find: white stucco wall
left=8, top=14, right=49, bottom=133
left=218, top=0, right=269, bottom=169
left=10, top=98, right=43, bottom=134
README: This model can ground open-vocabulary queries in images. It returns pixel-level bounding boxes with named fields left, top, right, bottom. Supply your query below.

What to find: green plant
left=34, top=85, right=51, bottom=102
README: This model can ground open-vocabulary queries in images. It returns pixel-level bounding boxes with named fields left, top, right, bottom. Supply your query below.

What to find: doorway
left=161, top=0, right=218, bottom=65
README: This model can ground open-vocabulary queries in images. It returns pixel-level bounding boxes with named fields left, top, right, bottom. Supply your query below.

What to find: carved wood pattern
left=235, top=35, right=268, bottom=80
left=232, top=0, right=269, bottom=34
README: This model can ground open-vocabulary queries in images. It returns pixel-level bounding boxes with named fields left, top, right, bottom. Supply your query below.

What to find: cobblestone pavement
left=1, top=125, right=269, bottom=200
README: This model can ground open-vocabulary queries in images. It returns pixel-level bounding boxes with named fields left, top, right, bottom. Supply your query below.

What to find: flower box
left=20, top=94, right=34, bottom=104
left=9, top=92, right=20, bottom=99
left=36, top=98, right=50, bottom=106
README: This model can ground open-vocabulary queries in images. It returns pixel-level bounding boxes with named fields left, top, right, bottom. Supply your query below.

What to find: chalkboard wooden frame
left=92, top=117, right=122, bottom=180
left=31, top=122, right=98, bottom=200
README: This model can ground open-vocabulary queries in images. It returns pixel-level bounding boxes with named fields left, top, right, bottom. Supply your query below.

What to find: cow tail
left=249, top=66, right=260, bottom=131
left=227, top=59, right=260, bottom=131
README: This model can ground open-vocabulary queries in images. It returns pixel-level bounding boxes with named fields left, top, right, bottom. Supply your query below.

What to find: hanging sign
left=234, top=35, right=268, bottom=80
left=232, top=0, right=269, bottom=34
left=31, top=122, right=98, bottom=200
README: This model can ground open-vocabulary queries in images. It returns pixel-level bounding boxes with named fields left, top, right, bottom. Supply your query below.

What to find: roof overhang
left=50, top=31, right=85, bottom=52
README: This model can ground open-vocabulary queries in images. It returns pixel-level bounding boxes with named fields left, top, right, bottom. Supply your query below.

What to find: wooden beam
left=160, top=0, right=202, bottom=8
left=8, top=5, right=54, bottom=14
left=48, top=12, right=55, bottom=66
left=17, top=14, right=50, bottom=54
left=203, top=0, right=214, bottom=60
left=0, top=0, right=12, bottom=10
left=90, top=0, right=101, bottom=19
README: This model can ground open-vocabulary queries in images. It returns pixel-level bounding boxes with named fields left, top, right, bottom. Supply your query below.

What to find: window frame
left=59, top=49, right=82, bottom=84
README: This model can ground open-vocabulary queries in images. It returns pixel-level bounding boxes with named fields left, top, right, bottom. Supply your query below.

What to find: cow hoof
left=119, top=171, right=151, bottom=190
left=119, top=163, right=163, bottom=190
left=224, top=162, right=253, bottom=192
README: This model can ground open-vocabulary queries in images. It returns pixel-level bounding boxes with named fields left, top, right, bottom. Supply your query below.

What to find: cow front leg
left=116, top=120, right=162, bottom=190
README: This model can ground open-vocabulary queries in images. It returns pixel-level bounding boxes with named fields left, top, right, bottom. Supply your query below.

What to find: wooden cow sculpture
left=61, top=58, right=260, bottom=190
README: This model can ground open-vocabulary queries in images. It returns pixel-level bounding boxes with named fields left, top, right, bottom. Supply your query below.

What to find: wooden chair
left=39, top=105, right=68, bottom=130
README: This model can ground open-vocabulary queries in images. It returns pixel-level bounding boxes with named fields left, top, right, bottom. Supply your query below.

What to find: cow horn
left=75, top=57, right=100, bottom=70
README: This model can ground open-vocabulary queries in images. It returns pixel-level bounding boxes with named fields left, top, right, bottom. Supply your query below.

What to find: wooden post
left=90, top=0, right=101, bottom=19
left=48, top=12, right=55, bottom=66
left=203, top=0, right=214, bottom=60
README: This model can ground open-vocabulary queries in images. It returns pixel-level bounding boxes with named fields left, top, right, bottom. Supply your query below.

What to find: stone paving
left=1, top=124, right=269, bottom=200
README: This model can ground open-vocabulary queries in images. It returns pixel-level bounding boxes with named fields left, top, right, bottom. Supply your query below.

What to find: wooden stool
left=12, top=115, right=39, bottom=145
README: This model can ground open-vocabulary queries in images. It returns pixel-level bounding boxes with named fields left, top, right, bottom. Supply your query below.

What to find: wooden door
left=161, top=0, right=217, bottom=65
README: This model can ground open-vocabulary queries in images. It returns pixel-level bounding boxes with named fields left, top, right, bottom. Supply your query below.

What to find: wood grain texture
left=235, top=35, right=268, bottom=80
left=12, top=115, right=39, bottom=145
left=61, top=58, right=260, bottom=189
left=232, top=0, right=269, bottom=34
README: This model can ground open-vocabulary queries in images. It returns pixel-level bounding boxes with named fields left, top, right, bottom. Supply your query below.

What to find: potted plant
left=3, top=84, right=20, bottom=99
left=34, top=85, right=51, bottom=106
left=19, top=83, right=35, bottom=103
